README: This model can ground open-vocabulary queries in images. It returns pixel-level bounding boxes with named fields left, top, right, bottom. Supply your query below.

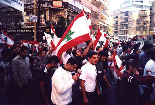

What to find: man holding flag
left=52, top=10, right=91, bottom=61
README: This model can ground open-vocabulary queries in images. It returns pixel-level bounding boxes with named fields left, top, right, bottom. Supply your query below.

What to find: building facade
left=113, top=0, right=152, bottom=40
left=0, top=0, right=109, bottom=41
left=150, top=1, right=155, bottom=34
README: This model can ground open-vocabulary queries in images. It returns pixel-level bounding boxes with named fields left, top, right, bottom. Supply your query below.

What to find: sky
left=109, top=0, right=122, bottom=11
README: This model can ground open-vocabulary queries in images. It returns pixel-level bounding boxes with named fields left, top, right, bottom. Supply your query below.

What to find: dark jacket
left=118, top=71, right=155, bottom=105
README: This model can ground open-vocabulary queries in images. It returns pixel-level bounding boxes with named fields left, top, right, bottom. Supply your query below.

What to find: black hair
left=96, top=46, right=101, bottom=51
left=47, top=56, right=60, bottom=64
left=99, top=50, right=108, bottom=58
left=72, top=50, right=77, bottom=57
left=113, top=43, right=118, bottom=48
left=125, top=59, right=138, bottom=70
left=20, top=46, right=29, bottom=52
left=67, top=57, right=79, bottom=66
left=39, top=50, right=45, bottom=54
left=142, top=42, right=153, bottom=51
left=122, top=45, right=129, bottom=52
left=1, top=49, right=10, bottom=57
left=103, top=47, right=109, bottom=52
left=88, top=51, right=98, bottom=59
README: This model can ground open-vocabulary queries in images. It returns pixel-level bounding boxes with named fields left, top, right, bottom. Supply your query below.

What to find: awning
left=0, top=0, right=24, bottom=12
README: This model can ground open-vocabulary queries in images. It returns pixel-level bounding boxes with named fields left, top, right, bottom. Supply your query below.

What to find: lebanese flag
left=87, top=14, right=92, bottom=29
left=44, top=32, right=52, bottom=46
left=29, top=41, right=39, bottom=48
left=0, top=31, right=14, bottom=47
left=93, top=29, right=109, bottom=51
left=53, top=10, right=91, bottom=60
left=20, top=40, right=29, bottom=47
left=51, top=24, right=60, bottom=50
left=113, top=50, right=126, bottom=77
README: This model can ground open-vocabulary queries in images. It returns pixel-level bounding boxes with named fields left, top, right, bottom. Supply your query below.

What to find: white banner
left=0, top=0, right=24, bottom=12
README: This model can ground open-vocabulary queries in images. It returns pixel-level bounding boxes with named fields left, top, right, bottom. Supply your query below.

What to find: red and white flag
left=0, top=31, right=14, bottom=47
left=20, top=40, right=29, bottom=47
left=93, top=29, right=109, bottom=51
left=87, top=14, right=92, bottom=29
left=29, top=41, right=39, bottom=48
left=51, top=24, right=60, bottom=50
left=53, top=10, right=91, bottom=60
left=113, top=50, right=126, bottom=78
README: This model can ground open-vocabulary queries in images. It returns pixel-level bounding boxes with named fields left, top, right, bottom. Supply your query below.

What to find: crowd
left=1, top=40, right=155, bottom=105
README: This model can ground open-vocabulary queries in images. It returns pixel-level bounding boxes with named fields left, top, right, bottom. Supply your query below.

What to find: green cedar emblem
left=63, top=30, right=75, bottom=42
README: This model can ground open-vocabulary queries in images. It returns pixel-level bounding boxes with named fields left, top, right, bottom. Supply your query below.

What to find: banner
left=0, top=0, right=24, bottom=12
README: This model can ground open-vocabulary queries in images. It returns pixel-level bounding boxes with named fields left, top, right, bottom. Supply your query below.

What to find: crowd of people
left=1, top=40, right=155, bottom=105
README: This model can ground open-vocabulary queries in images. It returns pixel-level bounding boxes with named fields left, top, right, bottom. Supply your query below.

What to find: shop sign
left=0, top=0, right=24, bottom=12
left=53, top=0, right=62, bottom=7
left=6, top=29, right=33, bottom=33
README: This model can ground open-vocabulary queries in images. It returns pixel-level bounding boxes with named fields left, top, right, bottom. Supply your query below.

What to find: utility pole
left=34, top=0, right=37, bottom=41
left=37, top=0, right=41, bottom=41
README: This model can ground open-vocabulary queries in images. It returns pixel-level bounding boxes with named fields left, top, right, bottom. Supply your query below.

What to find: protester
left=96, top=50, right=111, bottom=105
left=33, top=50, right=47, bottom=76
left=0, top=49, right=11, bottom=105
left=51, top=57, right=80, bottom=105
left=118, top=59, right=155, bottom=105
left=11, top=46, right=32, bottom=105
left=62, top=48, right=72, bottom=65
left=39, top=56, right=59, bottom=105
left=80, top=51, right=100, bottom=105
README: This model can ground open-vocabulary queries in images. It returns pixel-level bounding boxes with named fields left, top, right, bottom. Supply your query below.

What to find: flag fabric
left=29, top=41, right=39, bottom=48
left=113, top=50, right=126, bottom=78
left=44, top=32, right=52, bottom=46
left=20, top=40, right=29, bottom=47
left=87, top=14, right=92, bottom=29
left=53, top=10, right=91, bottom=60
left=93, top=29, right=102, bottom=50
left=0, top=31, right=14, bottom=47
left=93, top=29, right=109, bottom=51
left=51, top=24, right=60, bottom=50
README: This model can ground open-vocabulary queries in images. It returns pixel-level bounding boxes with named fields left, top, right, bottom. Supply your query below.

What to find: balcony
left=136, top=19, right=141, bottom=24
left=100, top=0, right=109, bottom=9
left=114, top=27, right=118, bottom=31
left=100, top=10, right=108, bottom=17
left=121, top=26, right=128, bottom=30
left=139, top=12, right=147, bottom=17
left=121, top=21, right=128, bottom=24
left=92, top=0, right=101, bottom=8
left=143, top=25, right=147, bottom=31
left=115, top=21, right=118, bottom=25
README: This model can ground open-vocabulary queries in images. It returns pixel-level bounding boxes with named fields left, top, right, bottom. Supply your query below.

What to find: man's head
left=39, top=50, right=46, bottom=58
left=47, top=56, right=60, bottom=68
left=88, top=51, right=98, bottom=65
left=72, top=49, right=81, bottom=57
left=126, top=59, right=138, bottom=74
left=66, top=48, right=72, bottom=54
left=1, top=49, right=11, bottom=62
left=20, top=46, right=29, bottom=59
left=65, top=57, right=79, bottom=72
left=122, top=45, right=129, bottom=53
left=96, top=46, right=103, bottom=54
left=98, top=50, right=108, bottom=62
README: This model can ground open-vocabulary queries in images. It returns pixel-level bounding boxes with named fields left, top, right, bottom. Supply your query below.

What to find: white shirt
left=79, top=62, right=97, bottom=92
left=144, top=59, right=155, bottom=76
left=61, top=52, right=71, bottom=65
left=51, top=67, right=75, bottom=105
